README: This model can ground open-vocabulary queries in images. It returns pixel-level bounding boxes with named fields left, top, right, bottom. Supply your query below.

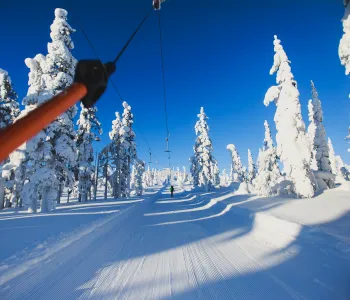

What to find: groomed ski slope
left=0, top=184, right=349, bottom=300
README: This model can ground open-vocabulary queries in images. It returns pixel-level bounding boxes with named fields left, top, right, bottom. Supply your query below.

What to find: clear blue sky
left=1, top=0, right=350, bottom=171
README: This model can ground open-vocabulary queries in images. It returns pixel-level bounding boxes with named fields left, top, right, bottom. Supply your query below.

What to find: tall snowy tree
left=76, top=104, right=102, bottom=202
left=0, top=69, right=20, bottom=130
left=247, top=149, right=256, bottom=183
left=253, top=120, right=281, bottom=196
left=220, top=169, right=230, bottom=187
left=0, top=68, right=20, bottom=209
left=307, top=81, right=334, bottom=188
left=328, top=138, right=350, bottom=181
left=340, top=1, right=350, bottom=75
left=226, top=144, right=244, bottom=182
left=328, top=138, right=337, bottom=176
left=264, top=35, right=314, bottom=198
left=190, top=107, right=219, bottom=191
left=19, top=55, right=59, bottom=213
left=109, top=112, right=123, bottom=198
left=119, top=102, right=137, bottom=198
left=41, top=8, right=78, bottom=203
left=134, top=159, right=145, bottom=196
left=340, top=1, right=350, bottom=150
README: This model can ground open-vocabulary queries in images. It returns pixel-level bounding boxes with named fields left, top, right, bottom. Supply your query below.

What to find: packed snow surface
left=0, top=184, right=349, bottom=299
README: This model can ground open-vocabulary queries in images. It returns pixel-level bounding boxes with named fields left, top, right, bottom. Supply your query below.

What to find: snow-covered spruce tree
left=339, top=1, right=350, bottom=150
left=20, top=55, right=59, bottom=213
left=253, top=120, right=281, bottom=196
left=247, top=149, right=256, bottom=184
left=109, top=111, right=123, bottom=199
left=340, top=0, right=350, bottom=75
left=328, top=138, right=350, bottom=181
left=0, top=69, right=20, bottom=130
left=2, top=55, right=53, bottom=211
left=307, top=81, right=334, bottom=188
left=190, top=156, right=200, bottom=187
left=134, top=159, right=145, bottom=196
left=264, top=35, right=314, bottom=198
left=0, top=69, right=20, bottom=209
left=41, top=8, right=78, bottom=203
left=226, top=144, right=244, bottom=182
left=76, top=103, right=102, bottom=202
left=328, top=138, right=337, bottom=176
left=220, top=169, right=230, bottom=187
left=190, top=107, right=219, bottom=191
left=119, top=102, right=137, bottom=198
left=307, top=100, right=317, bottom=170
left=130, top=165, right=136, bottom=190
left=336, top=155, right=350, bottom=181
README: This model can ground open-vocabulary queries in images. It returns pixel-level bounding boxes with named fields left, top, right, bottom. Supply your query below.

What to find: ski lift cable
left=157, top=11, right=171, bottom=143
left=77, top=21, right=159, bottom=162
left=157, top=10, right=173, bottom=172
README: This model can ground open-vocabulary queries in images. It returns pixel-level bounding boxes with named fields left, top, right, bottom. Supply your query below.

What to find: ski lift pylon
left=165, top=136, right=171, bottom=153
left=149, top=149, right=152, bottom=164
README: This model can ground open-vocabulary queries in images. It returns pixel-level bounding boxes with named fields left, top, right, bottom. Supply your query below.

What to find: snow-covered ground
left=0, top=184, right=349, bottom=299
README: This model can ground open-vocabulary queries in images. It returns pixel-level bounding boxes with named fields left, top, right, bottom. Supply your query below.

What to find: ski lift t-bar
left=0, top=10, right=152, bottom=164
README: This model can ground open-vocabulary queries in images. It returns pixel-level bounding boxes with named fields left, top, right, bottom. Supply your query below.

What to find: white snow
left=0, top=183, right=349, bottom=299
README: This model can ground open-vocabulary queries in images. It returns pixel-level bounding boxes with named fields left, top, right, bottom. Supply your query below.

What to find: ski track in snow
left=0, top=185, right=349, bottom=300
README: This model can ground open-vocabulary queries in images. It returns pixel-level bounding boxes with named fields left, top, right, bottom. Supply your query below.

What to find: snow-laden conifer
left=41, top=8, right=78, bottom=201
left=119, top=102, right=137, bottom=197
left=307, top=81, right=334, bottom=188
left=190, top=107, right=219, bottom=191
left=340, top=1, right=350, bottom=75
left=134, top=160, right=145, bottom=196
left=0, top=68, right=20, bottom=208
left=264, top=35, right=314, bottom=198
left=0, top=69, right=20, bottom=130
left=226, top=144, right=244, bottom=182
left=253, top=121, right=281, bottom=196
left=247, top=149, right=256, bottom=184
left=76, top=104, right=102, bottom=202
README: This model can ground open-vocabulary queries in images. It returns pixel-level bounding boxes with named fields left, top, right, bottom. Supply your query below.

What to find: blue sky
left=1, top=0, right=349, bottom=171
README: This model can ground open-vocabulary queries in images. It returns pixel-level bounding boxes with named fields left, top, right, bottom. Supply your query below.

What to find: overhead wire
left=156, top=9, right=173, bottom=181
left=75, top=16, right=160, bottom=163
left=157, top=10, right=170, bottom=140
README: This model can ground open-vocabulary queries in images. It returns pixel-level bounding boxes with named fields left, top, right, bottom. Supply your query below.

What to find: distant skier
left=170, top=185, right=174, bottom=197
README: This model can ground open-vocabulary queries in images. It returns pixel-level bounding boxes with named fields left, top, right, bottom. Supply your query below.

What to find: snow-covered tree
left=220, top=169, right=230, bottom=187
left=19, top=55, right=58, bottom=212
left=190, top=107, right=219, bottom=191
left=226, top=144, right=244, bottom=182
left=340, top=1, right=350, bottom=75
left=339, top=2, right=350, bottom=150
left=328, top=138, right=350, bottom=181
left=0, top=69, right=20, bottom=130
left=119, top=102, right=137, bottom=198
left=307, top=81, right=334, bottom=188
left=134, top=159, right=145, bottom=196
left=328, top=138, right=337, bottom=175
left=264, top=35, right=314, bottom=198
left=41, top=8, right=78, bottom=202
left=307, top=100, right=317, bottom=170
left=253, top=121, right=281, bottom=196
left=76, top=104, right=102, bottom=202
left=0, top=68, right=20, bottom=209
left=1, top=55, right=57, bottom=212
left=247, top=149, right=256, bottom=183
left=336, top=155, right=350, bottom=181
left=109, top=112, right=123, bottom=198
